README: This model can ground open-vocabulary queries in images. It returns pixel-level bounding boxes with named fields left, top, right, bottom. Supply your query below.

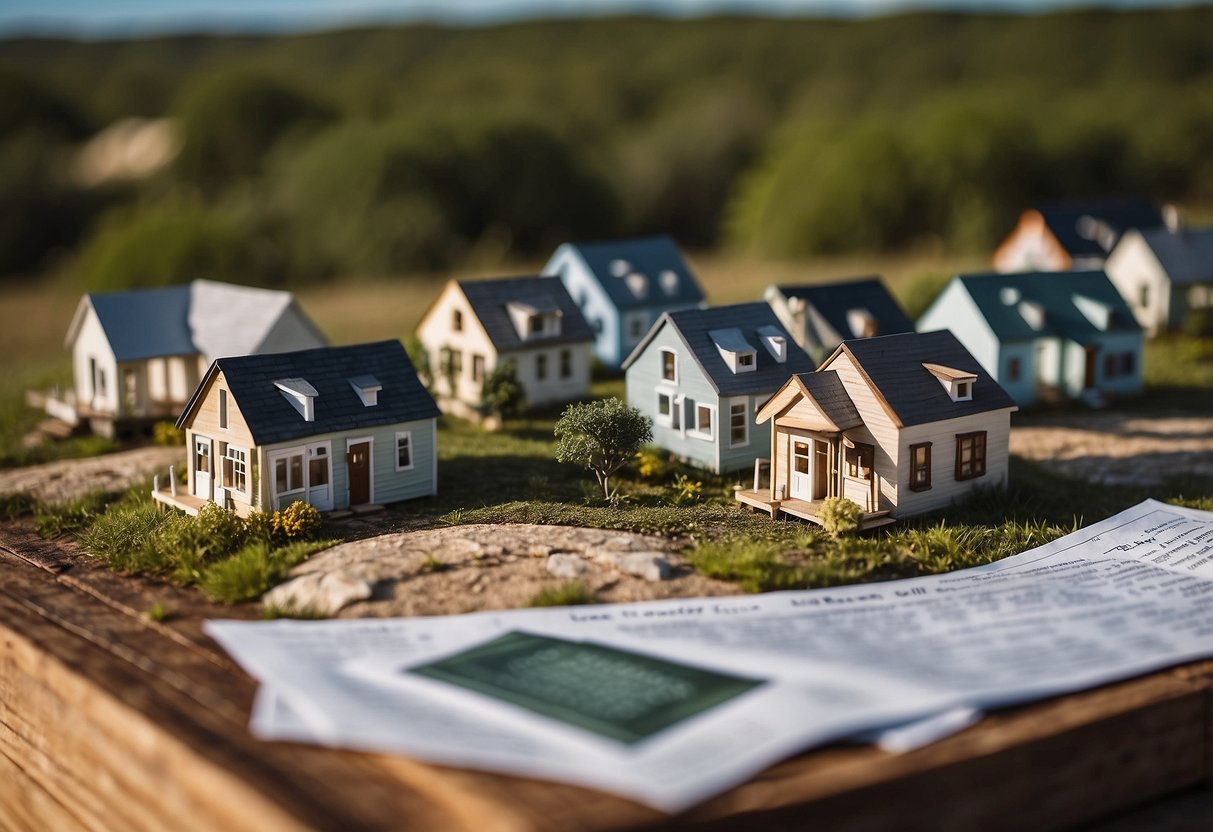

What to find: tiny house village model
left=21, top=202, right=1213, bottom=575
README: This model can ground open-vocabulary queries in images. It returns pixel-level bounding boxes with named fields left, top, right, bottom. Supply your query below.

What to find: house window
left=909, top=442, right=932, bottom=491
left=453, top=309, right=463, bottom=332
left=309, top=446, right=329, bottom=488
left=690, top=403, right=714, bottom=440
left=1139, top=285, right=1149, bottom=308
left=219, top=389, right=228, bottom=429
left=472, top=354, right=485, bottom=383
left=560, top=349, right=572, bottom=379
left=195, top=441, right=210, bottom=475
left=846, top=443, right=874, bottom=480
left=1007, top=357, right=1021, bottom=382
left=528, top=314, right=542, bottom=336
left=955, top=380, right=972, bottom=401
left=657, top=391, right=673, bottom=425
left=738, top=353, right=754, bottom=368
left=222, top=446, right=247, bottom=494
left=660, top=349, right=677, bottom=382
left=536, top=353, right=548, bottom=381
left=1104, top=354, right=1118, bottom=378
left=1121, top=352, right=1135, bottom=375
left=955, top=432, right=987, bottom=481
left=629, top=316, right=645, bottom=339
left=396, top=432, right=413, bottom=471
left=275, top=453, right=304, bottom=495
left=729, top=400, right=748, bottom=447
left=123, top=368, right=137, bottom=413
left=450, top=349, right=463, bottom=376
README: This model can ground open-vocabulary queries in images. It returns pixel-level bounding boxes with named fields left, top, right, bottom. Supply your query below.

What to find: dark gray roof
left=1035, top=198, right=1164, bottom=259
left=797, top=371, right=863, bottom=430
left=833, top=330, right=1017, bottom=428
left=459, top=276, right=593, bottom=352
left=775, top=277, right=913, bottom=340
left=89, top=285, right=195, bottom=361
left=626, top=302, right=816, bottom=396
left=567, top=235, right=705, bottom=310
left=957, top=270, right=1141, bottom=345
left=1138, top=226, right=1213, bottom=286
left=179, top=340, right=440, bottom=446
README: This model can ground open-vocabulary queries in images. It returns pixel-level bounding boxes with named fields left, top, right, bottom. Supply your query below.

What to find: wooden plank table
left=3, top=522, right=1212, bottom=831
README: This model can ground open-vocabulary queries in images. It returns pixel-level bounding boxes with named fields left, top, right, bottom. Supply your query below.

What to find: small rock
left=527, top=544, right=554, bottom=558
left=604, top=535, right=640, bottom=552
left=547, top=553, right=589, bottom=578
left=263, top=571, right=374, bottom=616
left=616, top=553, right=670, bottom=582
left=587, top=547, right=624, bottom=567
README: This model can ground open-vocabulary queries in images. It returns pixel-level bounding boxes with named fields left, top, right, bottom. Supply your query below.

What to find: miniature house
left=54, top=280, right=327, bottom=437
left=993, top=198, right=1165, bottom=273
left=1104, top=221, right=1213, bottom=336
left=622, top=303, right=815, bottom=474
left=917, top=271, right=1143, bottom=408
left=415, top=276, right=594, bottom=419
left=543, top=235, right=706, bottom=371
left=155, top=340, right=439, bottom=517
left=764, top=277, right=914, bottom=363
left=735, top=330, right=1017, bottom=527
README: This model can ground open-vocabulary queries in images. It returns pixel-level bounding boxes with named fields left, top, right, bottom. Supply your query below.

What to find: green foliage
left=818, top=497, right=864, bottom=537
left=480, top=359, right=525, bottom=420
left=1183, top=308, right=1213, bottom=338
left=273, top=501, right=323, bottom=542
left=77, top=501, right=170, bottom=571
left=152, top=421, right=187, bottom=447
left=199, top=539, right=325, bottom=603
left=527, top=581, right=597, bottom=608
left=404, top=335, right=433, bottom=388
left=633, top=446, right=669, bottom=481
left=0, top=491, right=38, bottom=520
left=173, top=69, right=334, bottom=187
left=554, top=398, right=652, bottom=500
left=35, top=491, right=113, bottom=539
left=144, top=601, right=168, bottom=622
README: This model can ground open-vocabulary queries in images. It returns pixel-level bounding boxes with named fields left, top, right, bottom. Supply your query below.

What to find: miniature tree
left=481, top=359, right=525, bottom=420
left=404, top=335, right=432, bottom=389
left=554, top=398, right=652, bottom=500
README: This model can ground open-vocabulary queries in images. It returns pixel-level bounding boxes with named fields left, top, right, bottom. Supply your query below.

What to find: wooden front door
left=347, top=441, right=371, bottom=506
left=790, top=438, right=812, bottom=500
left=1084, top=346, right=1097, bottom=389
left=813, top=442, right=830, bottom=500
left=192, top=436, right=211, bottom=500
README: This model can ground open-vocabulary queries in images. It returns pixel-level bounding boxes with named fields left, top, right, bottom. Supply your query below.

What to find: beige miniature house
left=736, top=330, right=1017, bottom=528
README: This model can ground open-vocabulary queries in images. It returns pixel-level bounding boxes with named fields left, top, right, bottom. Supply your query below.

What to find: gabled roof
left=824, top=330, right=1017, bottom=428
left=773, top=277, right=913, bottom=339
left=956, top=270, right=1141, bottom=345
left=757, top=371, right=864, bottom=432
left=1034, top=198, right=1164, bottom=259
left=562, top=235, right=705, bottom=310
left=1136, top=226, right=1213, bottom=286
left=623, top=302, right=815, bottom=396
left=66, top=279, right=325, bottom=362
left=458, top=276, right=593, bottom=352
left=178, top=340, right=440, bottom=446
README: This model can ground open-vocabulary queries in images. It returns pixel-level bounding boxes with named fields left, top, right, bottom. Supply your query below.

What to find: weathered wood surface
left=2, top=521, right=1212, bottom=832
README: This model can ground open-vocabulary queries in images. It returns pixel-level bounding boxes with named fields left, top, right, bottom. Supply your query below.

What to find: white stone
left=263, top=571, right=374, bottom=616
left=616, top=553, right=670, bottom=582
left=547, top=553, right=589, bottom=579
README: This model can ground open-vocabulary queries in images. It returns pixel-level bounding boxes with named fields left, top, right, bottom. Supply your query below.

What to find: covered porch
left=735, top=456, right=894, bottom=530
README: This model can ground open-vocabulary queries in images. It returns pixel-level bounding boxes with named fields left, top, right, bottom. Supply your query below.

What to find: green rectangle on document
left=408, top=631, right=765, bottom=745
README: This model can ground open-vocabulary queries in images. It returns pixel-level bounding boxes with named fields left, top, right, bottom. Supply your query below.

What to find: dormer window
left=1018, top=300, right=1046, bottom=330
left=507, top=301, right=562, bottom=340
left=659, top=270, right=679, bottom=296
left=709, top=328, right=758, bottom=375
left=846, top=307, right=878, bottom=338
left=1073, top=294, right=1114, bottom=331
left=625, top=272, right=648, bottom=299
left=922, top=363, right=976, bottom=403
left=275, top=378, right=318, bottom=422
left=348, top=374, right=381, bottom=407
left=756, top=325, right=787, bottom=363
left=610, top=258, right=631, bottom=278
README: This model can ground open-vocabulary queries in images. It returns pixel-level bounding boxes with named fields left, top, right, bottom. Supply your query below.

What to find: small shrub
left=273, top=501, right=322, bottom=542
left=244, top=509, right=275, bottom=543
left=79, top=502, right=170, bottom=572
left=818, top=497, right=864, bottom=537
left=634, top=446, right=668, bottom=480
left=145, top=602, right=168, bottom=622
left=440, top=509, right=465, bottom=526
left=152, top=421, right=187, bottom=447
left=669, top=473, right=703, bottom=506
left=0, top=491, right=38, bottom=520
left=527, top=581, right=597, bottom=607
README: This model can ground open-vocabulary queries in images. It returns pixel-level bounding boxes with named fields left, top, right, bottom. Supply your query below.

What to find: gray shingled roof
left=74, top=280, right=324, bottom=362
left=797, top=371, right=863, bottom=430
left=567, top=235, right=705, bottom=310
left=459, top=276, right=593, bottom=352
left=833, top=330, right=1017, bottom=428
left=957, top=271, right=1141, bottom=345
left=775, top=277, right=913, bottom=340
left=179, top=340, right=440, bottom=446
left=1035, top=198, right=1164, bottom=259
left=625, top=302, right=816, bottom=396
left=1138, top=226, right=1213, bottom=286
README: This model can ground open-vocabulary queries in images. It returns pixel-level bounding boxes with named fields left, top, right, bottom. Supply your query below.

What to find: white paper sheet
left=206, top=499, right=1213, bottom=812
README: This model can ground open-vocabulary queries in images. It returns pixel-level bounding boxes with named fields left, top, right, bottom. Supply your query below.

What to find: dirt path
left=0, top=446, right=183, bottom=503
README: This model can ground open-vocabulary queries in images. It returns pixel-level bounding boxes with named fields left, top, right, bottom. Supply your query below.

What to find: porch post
left=769, top=421, right=777, bottom=499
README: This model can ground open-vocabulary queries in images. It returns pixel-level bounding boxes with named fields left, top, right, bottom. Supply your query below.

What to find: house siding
left=72, top=308, right=119, bottom=416
left=504, top=343, right=593, bottom=408
left=416, top=282, right=498, bottom=408
left=917, top=280, right=1001, bottom=382
left=547, top=246, right=623, bottom=369
left=819, top=352, right=902, bottom=511
left=897, top=410, right=1013, bottom=518
left=1105, top=233, right=1170, bottom=335
left=994, top=341, right=1038, bottom=407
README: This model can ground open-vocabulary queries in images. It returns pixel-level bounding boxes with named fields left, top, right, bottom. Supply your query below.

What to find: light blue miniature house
left=917, top=271, right=1143, bottom=408
left=622, top=303, right=815, bottom=474
left=543, top=235, right=706, bottom=371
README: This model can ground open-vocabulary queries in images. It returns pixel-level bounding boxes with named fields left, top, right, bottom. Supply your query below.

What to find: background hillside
left=2, top=8, right=1211, bottom=287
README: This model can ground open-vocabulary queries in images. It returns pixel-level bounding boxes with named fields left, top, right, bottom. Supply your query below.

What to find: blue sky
left=0, top=0, right=1199, bottom=37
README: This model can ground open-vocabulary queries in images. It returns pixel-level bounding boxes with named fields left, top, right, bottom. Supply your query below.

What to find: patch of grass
left=77, top=501, right=171, bottom=572
left=199, top=539, right=333, bottom=603
left=144, top=602, right=168, bottom=622
left=261, top=604, right=329, bottom=620
left=527, top=581, right=597, bottom=608
left=34, top=490, right=116, bottom=538
left=421, top=554, right=452, bottom=573
left=0, top=491, right=39, bottom=520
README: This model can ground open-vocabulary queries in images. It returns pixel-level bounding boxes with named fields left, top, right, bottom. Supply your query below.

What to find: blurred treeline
left=2, top=9, right=1211, bottom=289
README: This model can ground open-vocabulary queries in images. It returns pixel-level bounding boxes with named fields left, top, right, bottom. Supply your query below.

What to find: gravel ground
left=0, top=446, right=183, bottom=503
